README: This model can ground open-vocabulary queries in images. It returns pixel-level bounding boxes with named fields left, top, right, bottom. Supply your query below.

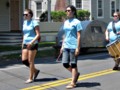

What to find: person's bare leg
left=71, top=68, right=78, bottom=84
left=66, top=67, right=79, bottom=89
left=25, top=50, right=37, bottom=83
left=67, top=67, right=72, bottom=72
left=22, top=49, right=28, bottom=64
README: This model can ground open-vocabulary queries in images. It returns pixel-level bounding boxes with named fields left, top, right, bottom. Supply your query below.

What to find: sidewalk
left=0, top=46, right=53, bottom=56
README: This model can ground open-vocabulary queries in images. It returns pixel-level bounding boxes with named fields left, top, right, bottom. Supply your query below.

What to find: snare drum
left=106, top=39, right=120, bottom=60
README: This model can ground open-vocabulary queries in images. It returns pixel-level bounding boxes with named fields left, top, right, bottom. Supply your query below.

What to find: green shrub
left=39, top=10, right=90, bottom=22
left=51, top=11, right=66, bottom=22
left=77, top=10, right=90, bottom=20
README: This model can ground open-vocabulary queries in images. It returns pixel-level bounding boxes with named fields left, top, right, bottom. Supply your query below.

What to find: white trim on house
left=35, top=1, right=42, bottom=19
left=119, top=1, right=120, bottom=12
left=71, top=0, right=74, bottom=6
left=29, top=0, right=42, bottom=20
left=29, top=0, right=57, bottom=20
left=23, top=0, right=25, bottom=11
left=89, top=0, right=92, bottom=20
left=97, top=0, right=104, bottom=18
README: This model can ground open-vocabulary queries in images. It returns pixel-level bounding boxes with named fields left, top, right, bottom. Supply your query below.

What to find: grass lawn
left=1, top=49, right=55, bottom=60
left=0, top=42, right=56, bottom=52
left=0, top=42, right=56, bottom=60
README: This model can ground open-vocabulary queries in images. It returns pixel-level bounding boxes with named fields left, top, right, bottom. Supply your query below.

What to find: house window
left=110, top=0, right=116, bottom=17
left=36, top=2, right=42, bottom=18
left=97, top=0, right=103, bottom=17
left=76, top=0, right=82, bottom=9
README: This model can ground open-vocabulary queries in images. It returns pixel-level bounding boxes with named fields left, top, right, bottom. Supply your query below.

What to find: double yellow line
left=21, top=69, right=118, bottom=90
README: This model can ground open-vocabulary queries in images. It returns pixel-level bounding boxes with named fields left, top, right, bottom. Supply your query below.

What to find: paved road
left=0, top=52, right=120, bottom=90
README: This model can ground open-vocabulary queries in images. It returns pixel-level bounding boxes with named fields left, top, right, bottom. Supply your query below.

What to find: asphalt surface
left=0, top=49, right=120, bottom=90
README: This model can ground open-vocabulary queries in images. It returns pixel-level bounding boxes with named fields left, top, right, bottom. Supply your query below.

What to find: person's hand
left=27, top=43, right=32, bottom=49
left=75, top=48, right=80, bottom=56
left=105, top=37, right=109, bottom=41
left=117, top=31, right=120, bottom=35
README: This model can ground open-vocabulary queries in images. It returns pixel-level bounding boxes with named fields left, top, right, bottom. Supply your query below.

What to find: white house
left=0, top=0, right=120, bottom=45
left=29, top=0, right=120, bottom=23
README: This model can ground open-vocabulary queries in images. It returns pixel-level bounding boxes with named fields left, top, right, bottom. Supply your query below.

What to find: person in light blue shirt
left=106, top=18, right=120, bottom=42
left=22, top=9, right=40, bottom=83
left=105, top=12, right=120, bottom=70
left=60, top=5, right=83, bottom=89
left=63, top=19, right=82, bottom=49
left=23, top=19, right=39, bottom=44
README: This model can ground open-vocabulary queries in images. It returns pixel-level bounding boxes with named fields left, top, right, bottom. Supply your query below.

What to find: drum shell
left=106, top=39, right=120, bottom=60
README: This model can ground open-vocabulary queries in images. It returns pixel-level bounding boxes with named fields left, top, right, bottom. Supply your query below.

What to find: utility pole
left=47, top=0, right=51, bottom=22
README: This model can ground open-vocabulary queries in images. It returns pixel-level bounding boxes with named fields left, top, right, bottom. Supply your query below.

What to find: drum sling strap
left=112, top=21, right=117, bottom=34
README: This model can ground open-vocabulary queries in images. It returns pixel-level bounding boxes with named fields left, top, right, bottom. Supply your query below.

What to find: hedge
left=39, top=10, right=90, bottom=22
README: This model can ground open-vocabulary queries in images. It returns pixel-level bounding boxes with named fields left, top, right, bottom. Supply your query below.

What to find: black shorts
left=22, top=44, right=38, bottom=50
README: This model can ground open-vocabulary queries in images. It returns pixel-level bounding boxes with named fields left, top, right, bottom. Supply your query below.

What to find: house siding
left=91, top=0, right=110, bottom=23
left=103, top=0, right=111, bottom=23
left=0, top=0, right=24, bottom=32
left=91, top=0, right=120, bottom=24
left=82, top=0, right=91, bottom=19
left=0, top=0, right=9, bottom=32
left=103, top=0, right=120, bottom=23
left=91, top=0, right=97, bottom=21
left=82, top=0, right=91, bottom=10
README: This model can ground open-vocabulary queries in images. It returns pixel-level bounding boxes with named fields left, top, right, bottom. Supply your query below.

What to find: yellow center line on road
left=21, top=69, right=118, bottom=90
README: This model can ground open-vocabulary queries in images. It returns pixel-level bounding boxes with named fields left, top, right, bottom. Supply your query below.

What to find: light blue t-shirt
left=107, top=21, right=120, bottom=42
left=62, top=18, right=83, bottom=49
left=22, top=19, right=39, bottom=44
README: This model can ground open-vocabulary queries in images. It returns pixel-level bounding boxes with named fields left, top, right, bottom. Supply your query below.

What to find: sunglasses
left=23, top=14, right=29, bottom=16
left=113, top=15, right=118, bottom=17
left=65, top=10, right=71, bottom=12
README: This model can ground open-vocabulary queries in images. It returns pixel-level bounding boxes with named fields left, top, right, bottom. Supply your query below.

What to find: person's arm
left=30, top=26, right=40, bottom=45
left=27, top=26, right=40, bottom=49
left=75, top=31, right=81, bottom=56
left=105, top=29, right=109, bottom=41
left=60, top=35, right=64, bottom=54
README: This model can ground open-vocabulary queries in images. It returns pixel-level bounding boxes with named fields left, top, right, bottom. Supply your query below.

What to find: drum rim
left=106, top=39, right=120, bottom=47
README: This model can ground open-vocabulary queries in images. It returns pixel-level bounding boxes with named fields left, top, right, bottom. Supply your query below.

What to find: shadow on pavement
left=0, top=49, right=110, bottom=69
left=34, top=78, right=58, bottom=82
left=0, top=58, right=22, bottom=68
left=0, top=57, right=59, bottom=69
left=76, top=82, right=101, bottom=88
